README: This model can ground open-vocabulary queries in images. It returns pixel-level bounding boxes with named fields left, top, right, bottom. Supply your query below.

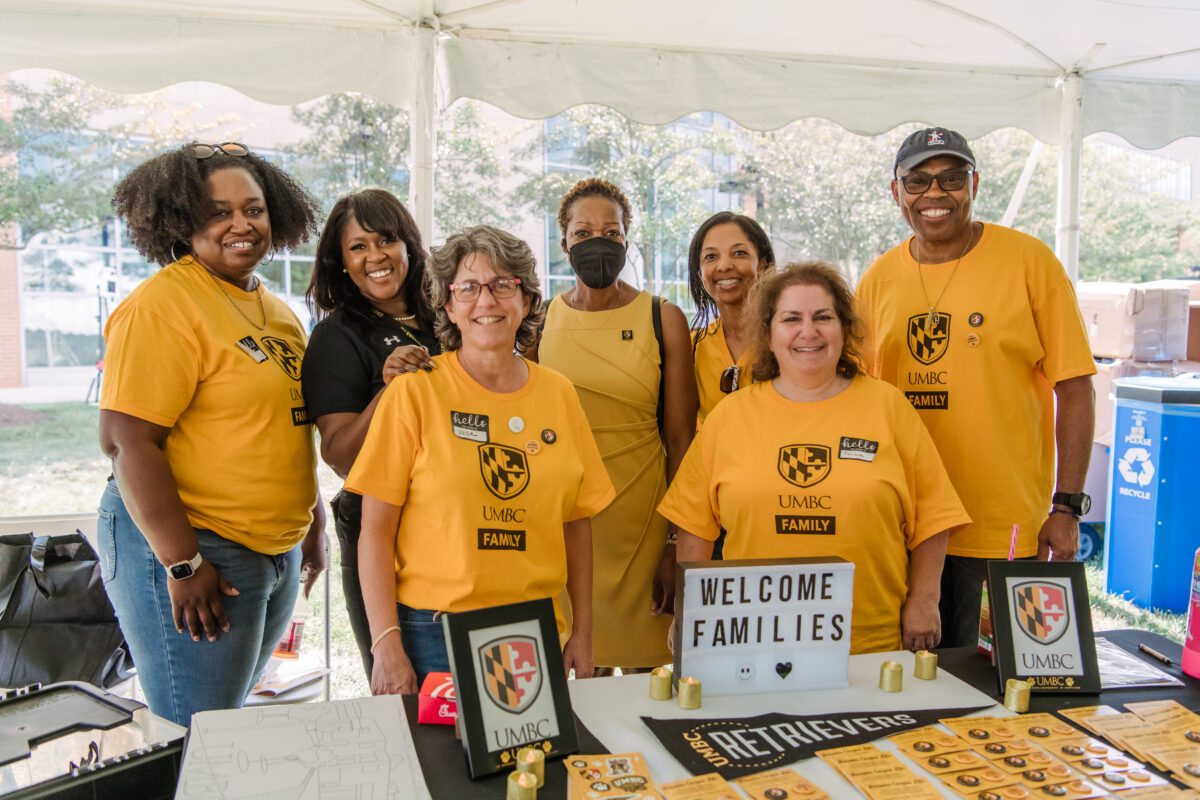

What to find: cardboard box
left=417, top=671, right=457, bottom=725
left=1189, top=302, right=1200, bottom=362
left=1092, top=357, right=1176, bottom=446
left=1077, top=281, right=1190, bottom=361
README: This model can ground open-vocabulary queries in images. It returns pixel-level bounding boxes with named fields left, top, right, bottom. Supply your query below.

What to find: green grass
left=0, top=402, right=1184, bottom=704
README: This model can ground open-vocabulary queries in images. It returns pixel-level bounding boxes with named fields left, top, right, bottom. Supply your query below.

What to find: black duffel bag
left=0, top=532, right=133, bottom=689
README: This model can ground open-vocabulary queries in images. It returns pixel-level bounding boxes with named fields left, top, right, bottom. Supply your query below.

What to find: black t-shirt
left=301, top=306, right=440, bottom=421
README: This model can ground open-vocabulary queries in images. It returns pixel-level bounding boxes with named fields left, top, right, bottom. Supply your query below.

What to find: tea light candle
left=677, top=676, right=702, bottom=709
left=879, top=660, right=903, bottom=692
left=1003, top=678, right=1030, bottom=712
left=515, top=746, right=545, bottom=785
left=649, top=666, right=672, bottom=700
left=507, top=769, right=538, bottom=800
left=914, top=650, right=938, bottom=680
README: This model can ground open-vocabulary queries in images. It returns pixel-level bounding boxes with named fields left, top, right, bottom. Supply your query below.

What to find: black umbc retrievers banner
left=641, top=705, right=991, bottom=779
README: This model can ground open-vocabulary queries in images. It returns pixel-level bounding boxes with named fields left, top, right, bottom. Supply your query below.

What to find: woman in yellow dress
left=534, top=178, right=698, bottom=671
left=687, top=211, right=775, bottom=424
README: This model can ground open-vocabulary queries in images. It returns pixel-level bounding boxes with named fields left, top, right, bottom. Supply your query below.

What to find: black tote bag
left=0, top=532, right=132, bottom=689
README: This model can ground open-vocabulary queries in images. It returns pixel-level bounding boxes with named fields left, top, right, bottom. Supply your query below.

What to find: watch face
left=169, top=563, right=195, bottom=580
left=1078, top=494, right=1091, bottom=515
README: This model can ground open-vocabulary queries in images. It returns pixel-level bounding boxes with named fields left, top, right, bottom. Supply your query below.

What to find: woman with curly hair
left=347, top=225, right=613, bottom=694
left=687, top=211, right=776, bottom=424
left=659, top=262, right=969, bottom=654
left=100, top=142, right=325, bottom=725
left=301, top=189, right=439, bottom=678
left=535, top=178, right=697, bottom=673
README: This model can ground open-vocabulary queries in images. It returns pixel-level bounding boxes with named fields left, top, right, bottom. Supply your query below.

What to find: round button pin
left=508, top=416, right=524, bottom=433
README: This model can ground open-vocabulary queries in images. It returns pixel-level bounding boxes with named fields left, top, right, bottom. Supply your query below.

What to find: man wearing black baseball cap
left=856, top=127, right=1096, bottom=648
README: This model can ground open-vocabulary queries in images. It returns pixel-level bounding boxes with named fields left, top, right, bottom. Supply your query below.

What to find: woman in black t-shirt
left=300, top=189, right=441, bottom=677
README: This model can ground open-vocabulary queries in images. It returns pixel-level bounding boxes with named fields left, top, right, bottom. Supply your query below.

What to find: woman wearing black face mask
left=533, top=178, right=698, bottom=673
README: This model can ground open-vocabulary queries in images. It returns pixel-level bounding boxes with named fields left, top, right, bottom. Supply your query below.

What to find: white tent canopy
left=3, top=0, right=1200, bottom=274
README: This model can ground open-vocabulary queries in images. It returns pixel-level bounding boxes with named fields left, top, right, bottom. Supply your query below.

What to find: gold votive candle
left=677, top=676, right=702, bottom=709
left=649, top=666, right=673, bottom=700
left=914, top=649, right=938, bottom=680
left=1003, top=678, right=1031, bottom=712
left=507, top=769, right=538, bottom=799
left=879, top=660, right=903, bottom=692
left=515, top=746, right=545, bottom=785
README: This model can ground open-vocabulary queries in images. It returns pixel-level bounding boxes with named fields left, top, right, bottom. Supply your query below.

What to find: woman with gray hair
left=347, top=225, right=614, bottom=694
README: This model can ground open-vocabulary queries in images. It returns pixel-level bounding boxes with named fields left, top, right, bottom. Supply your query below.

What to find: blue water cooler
left=1104, top=375, right=1200, bottom=613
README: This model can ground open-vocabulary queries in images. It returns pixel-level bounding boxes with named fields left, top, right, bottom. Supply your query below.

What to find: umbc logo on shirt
left=479, top=636, right=542, bottom=713
left=260, top=336, right=302, bottom=380
left=777, top=444, right=831, bottom=488
left=479, top=443, right=529, bottom=499
left=906, top=313, right=950, bottom=365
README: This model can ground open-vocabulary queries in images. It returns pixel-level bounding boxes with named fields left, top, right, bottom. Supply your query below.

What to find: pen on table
left=1138, top=643, right=1173, bottom=666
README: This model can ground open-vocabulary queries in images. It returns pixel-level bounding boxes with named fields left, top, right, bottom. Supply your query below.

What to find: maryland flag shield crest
left=777, top=444, right=831, bottom=489
left=478, top=636, right=542, bottom=714
left=478, top=443, right=529, bottom=500
left=1012, top=581, right=1070, bottom=645
left=906, top=313, right=950, bottom=365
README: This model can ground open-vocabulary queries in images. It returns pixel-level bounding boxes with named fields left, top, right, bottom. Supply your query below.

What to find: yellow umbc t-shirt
left=101, top=257, right=317, bottom=554
left=692, top=318, right=755, bottom=425
left=658, top=376, right=970, bottom=654
left=345, top=351, right=615, bottom=636
left=856, top=223, right=1095, bottom=559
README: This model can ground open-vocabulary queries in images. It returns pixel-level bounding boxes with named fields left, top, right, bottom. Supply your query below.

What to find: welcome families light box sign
left=673, top=557, right=854, bottom=695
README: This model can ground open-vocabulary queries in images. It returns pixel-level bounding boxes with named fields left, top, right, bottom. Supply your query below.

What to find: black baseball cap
left=894, top=127, right=976, bottom=174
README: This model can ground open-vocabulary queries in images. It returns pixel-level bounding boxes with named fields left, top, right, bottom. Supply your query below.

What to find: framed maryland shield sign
left=986, top=560, right=1100, bottom=694
left=442, top=597, right=578, bottom=778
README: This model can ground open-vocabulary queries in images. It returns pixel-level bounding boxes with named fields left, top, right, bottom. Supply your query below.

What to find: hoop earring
left=264, top=250, right=276, bottom=265
left=170, top=242, right=185, bottom=263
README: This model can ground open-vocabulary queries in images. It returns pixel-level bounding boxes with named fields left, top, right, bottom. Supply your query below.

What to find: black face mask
left=568, top=236, right=626, bottom=289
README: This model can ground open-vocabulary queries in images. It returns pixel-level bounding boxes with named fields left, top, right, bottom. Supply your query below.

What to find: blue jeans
left=97, top=479, right=299, bottom=726
left=396, top=603, right=450, bottom=686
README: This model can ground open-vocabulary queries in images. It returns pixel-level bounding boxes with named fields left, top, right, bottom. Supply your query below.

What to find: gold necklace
left=916, top=224, right=976, bottom=331
left=208, top=271, right=266, bottom=331
left=393, top=312, right=416, bottom=322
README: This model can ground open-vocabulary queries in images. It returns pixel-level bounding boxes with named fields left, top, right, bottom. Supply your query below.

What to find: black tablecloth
left=936, top=627, right=1198, bottom=714
left=405, top=629, right=1197, bottom=799
left=402, top=696, right=609, bottom=800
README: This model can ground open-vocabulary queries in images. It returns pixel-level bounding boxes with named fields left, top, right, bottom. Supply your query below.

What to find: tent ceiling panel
left=0, top=0, right=1197, bottom=145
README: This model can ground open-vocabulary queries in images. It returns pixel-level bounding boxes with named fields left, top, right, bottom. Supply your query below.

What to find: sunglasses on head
left=189, top=142, right=249, bottom=159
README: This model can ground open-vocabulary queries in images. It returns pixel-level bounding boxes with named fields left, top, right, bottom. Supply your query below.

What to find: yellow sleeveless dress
left=693, top=317, right=754, bottom=425
left=539, top=290, right=672, bottom=668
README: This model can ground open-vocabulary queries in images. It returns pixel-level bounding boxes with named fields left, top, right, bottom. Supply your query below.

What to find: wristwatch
left=1052, top=491, right=1091, bottom=516
left=166, top=552, right=203, bottom=580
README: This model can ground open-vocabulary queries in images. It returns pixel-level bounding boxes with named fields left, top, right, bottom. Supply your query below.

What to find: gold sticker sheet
left=564, top=752, right=658, bottom=799
left=656, top=772, right=740, bottom=800
left=733, top=768, right=831, bottom=800
left=1058, top=701, right=1200, bottom=790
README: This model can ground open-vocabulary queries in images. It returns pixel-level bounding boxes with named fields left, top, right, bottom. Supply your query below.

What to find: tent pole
left=410, top=21, right=437, bottom=242
left=1054, top=71, right=1084, bottom=282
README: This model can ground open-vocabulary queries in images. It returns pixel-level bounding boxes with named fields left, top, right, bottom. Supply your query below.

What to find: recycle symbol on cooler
left=1117, top=447, right=1155, bottom=487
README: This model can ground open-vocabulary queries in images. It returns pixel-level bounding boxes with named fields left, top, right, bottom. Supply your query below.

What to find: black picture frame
left=441, top=597, right=578, bottom=779
left=986, top=560, right=1100, bottom=694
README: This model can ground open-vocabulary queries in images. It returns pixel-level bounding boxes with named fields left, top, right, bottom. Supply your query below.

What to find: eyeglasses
left=719, top=365, right=740, bottom=394
left=897, top=169, right=972, bottom=195
left=448, top=277, right=522, bottom=302
left=190, top=142, right=249, bottom=159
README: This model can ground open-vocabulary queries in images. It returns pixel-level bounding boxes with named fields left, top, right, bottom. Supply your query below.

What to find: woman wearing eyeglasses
left=347, top=225, right=614, bottom=694
left=535, top=178, right=697, bottom=674
left=100, top=143, right=325, bottom=725
left=300, top=189, right=439, bottom=680
left=687, top=212, right=775, bottom=425
left=659, top=262, right=969, bottom=654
